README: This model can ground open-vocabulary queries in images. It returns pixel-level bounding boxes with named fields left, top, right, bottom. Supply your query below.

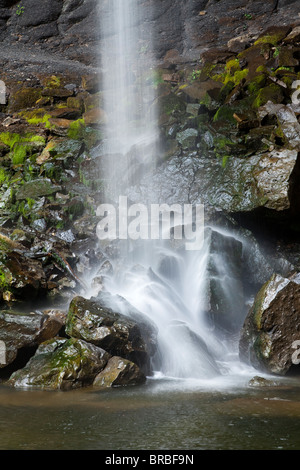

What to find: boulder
left=65, top=295, right=158, bottom=374
left=239, top=273, right=300, bottom=375
left=8, top=337, right=110, bottom=390
left=93, top=356, right=146, bottom=388
left=0, top=309, right=63, bottom=367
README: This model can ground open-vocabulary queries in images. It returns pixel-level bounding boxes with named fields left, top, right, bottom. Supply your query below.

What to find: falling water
left=98, top=0, right=253, bottom=383
left=100, top=0, right=158, bottom=201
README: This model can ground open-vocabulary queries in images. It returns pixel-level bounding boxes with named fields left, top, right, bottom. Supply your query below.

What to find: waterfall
left=98, top=1, right=250, bottom=382
left=100, top=0, right=158, bottom=202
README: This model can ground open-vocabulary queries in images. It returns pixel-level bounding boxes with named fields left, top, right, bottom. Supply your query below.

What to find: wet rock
left=83, top=107, right=106, bottom=126
left=248, top=375, right=280, bottom=388
left=0, top=309, right=63, bottom=367
left=131, top=147, right=299, bottom=214
left=284, top=26, right=300, bottom=44
left=164, top=320, right=220, bottom=379
left=8, top=337, right=110, bottom=390
left=206, top=228, right=245, bottom=332
left=176, top=128, right=198, bottom=150
left=15, top=178, right=61, bottom=200
left=93, top=356, right=146, bottom=388
left=239, top=273, right=300, bottom=375
left=258, top=102, right=300, bottom=150
left=252, top=149, right=298, bottom=211
left=0, top=250, right=47, bottom=302
left=227, top=34, right=253, bottom=53
left=65, top=295, right=158, bottom=374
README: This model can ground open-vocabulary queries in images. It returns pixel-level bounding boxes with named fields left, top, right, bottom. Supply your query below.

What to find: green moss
left=214, top=136, right=234, bottom=150
left=221, top=155, right=230, bottom=168
left=227, top=69, right=248, bottom=86
left=0, top=132, right=45, bottom=148
left=247, top=74, right=267, bottom=94
left=46, top=75, right=61, bottom=88
left=0, top=167, right=10, bottom=184
left=199, top=63, right=219, bottom=82
left=0, top=132, right=23, bottom=148
left=159, top=93, right=186, bottom=116
left=0, top=132, right=46, bottom=166
left=252, top=84, right=284, bottom=108
left=12, top=144, right=27, bottom=165
left=67, top=96, right=84, bottom=111
left=41, top=162, right=63, bottom=181
left=256, top=65, right=268, bottom=74
left=0, top=268, right=11, bottom=291
left=225, top=59, right=240, bottom=72
left=213, top=105, right=236, bottom=124
left=9, top=88, right=42, bottom=112
left=254, top=34, right=283, bottom=46
left=67, top=119, right=86, bottom=140
left=19, top=109, right=52, bottom=127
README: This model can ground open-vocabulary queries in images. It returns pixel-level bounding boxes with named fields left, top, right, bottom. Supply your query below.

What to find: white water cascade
left=97, top=0, right=252, bottom=384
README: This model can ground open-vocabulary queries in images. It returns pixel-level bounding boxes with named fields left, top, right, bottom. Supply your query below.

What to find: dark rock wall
left=0, top=0, right=299, bottom=70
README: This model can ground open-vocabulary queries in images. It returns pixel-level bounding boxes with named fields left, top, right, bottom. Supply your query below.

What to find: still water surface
left=1, top=373, right=300, bottom=450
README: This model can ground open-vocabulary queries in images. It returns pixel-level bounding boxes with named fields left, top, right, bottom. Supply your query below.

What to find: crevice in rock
left=0, top=345, right=38, bottom=381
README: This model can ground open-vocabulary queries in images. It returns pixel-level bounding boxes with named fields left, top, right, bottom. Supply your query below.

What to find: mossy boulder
left=157, top=92, right=186, bottom=119
left=37, top=139, right=83, bottom=165
left=252, top=84, right=284, bottom=109
left=65, top=296, right=157, bottom=374
left=254, top=26, right=292, bottom=47
left=239, top=273, right=300, bottom=375
left=8, top=337, right=111, bottom=390
left=15, top=178, right=61, bottom=200
left=8, top=88, right=42, bottom=113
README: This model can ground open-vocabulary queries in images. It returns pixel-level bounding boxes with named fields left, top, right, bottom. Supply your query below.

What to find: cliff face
left=0, top=0, right=299, bottom=75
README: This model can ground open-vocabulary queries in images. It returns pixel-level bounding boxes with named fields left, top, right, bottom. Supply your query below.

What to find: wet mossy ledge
left=1, top=24, right=300, bottom=387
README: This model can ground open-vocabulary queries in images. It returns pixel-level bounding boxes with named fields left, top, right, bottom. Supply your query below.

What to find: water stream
left=97, top=0, right=249, bottom=383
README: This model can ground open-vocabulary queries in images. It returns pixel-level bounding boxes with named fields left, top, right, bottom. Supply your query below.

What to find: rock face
left=0, top=0, right=298, bottom=69
left=239, top=273, right=300, bottom=375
